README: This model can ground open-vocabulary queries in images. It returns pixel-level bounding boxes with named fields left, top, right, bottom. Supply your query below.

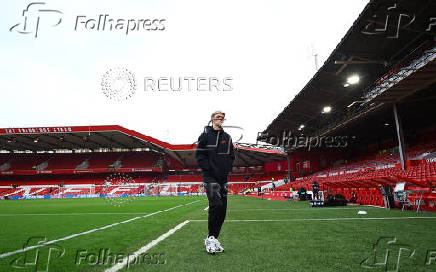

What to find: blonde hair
left=211, top=111, right=225, bottom=120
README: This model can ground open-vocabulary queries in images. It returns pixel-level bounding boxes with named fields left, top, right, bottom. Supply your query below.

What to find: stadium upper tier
left=0, top=151, right=161, bottom=174
left=0, top=125, right=288, bottom=169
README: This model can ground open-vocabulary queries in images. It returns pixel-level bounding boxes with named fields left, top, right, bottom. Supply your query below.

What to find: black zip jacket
left=195, top=126, right=235, bottom=181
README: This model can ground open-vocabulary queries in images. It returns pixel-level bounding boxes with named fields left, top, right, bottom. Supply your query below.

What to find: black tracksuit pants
left=204, top=173, right=228, bottom=238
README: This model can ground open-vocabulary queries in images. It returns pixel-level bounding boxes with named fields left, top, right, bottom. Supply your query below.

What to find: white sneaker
left=204, top=236, right=216, bottom=254
left=211, top=237, right=225, bottom=252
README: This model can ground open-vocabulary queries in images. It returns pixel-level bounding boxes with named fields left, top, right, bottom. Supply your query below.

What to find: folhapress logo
left=361, top=3, right=436, bottom=38
left=361, top=237, right=415, bottom=272
left=10, top=2, right=63, bottom=38
left=9, top=236, right=65, bottom=272
left=10, top=2, right=167, bottom=38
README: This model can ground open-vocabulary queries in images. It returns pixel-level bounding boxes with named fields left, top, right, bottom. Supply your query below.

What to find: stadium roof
left=0, top=125, right=171, bottom=153
left=0, top=125, right=287, bottom=167
left=170, top=142, right=287, bottom=168
left=261, top=0, right=436, bottom=148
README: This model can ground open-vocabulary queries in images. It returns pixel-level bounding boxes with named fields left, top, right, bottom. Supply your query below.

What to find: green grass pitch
left=1, top=195, right=436, bottom=271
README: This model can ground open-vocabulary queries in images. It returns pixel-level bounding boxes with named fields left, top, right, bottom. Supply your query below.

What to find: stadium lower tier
left=270, top=161, right=436, bottom=211
left=0, top=182, right=256, bottom=198
left=1, top=160, right=435, bottom=211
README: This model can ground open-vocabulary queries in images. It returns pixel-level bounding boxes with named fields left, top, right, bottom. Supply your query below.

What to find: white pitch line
left=0, top=200, right=201, bottom=259
left=228, top=207, right=381, bottom=211
left=204, top=206, right=209, bottom=211
left=363, top=205, right=385, bottom=209
left=163, top=204, right=183, bottom=212
left=189, top=216, right=436, bottom=222
left=105, top=220, right=190, bottom=272
left=0, top=212, right=152, bottom=216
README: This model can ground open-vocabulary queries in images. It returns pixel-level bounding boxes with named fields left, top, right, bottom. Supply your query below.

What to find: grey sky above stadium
left=1, top=0, right=368, bottom=145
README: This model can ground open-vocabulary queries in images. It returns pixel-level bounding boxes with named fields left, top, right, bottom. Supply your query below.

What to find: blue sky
left=1, top=0, right=369, bottom=145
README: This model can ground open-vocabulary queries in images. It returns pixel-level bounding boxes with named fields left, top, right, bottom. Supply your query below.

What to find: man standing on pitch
left=312, top=180, right=320, bottom=200
left=195, top=111, right=235, bottom=254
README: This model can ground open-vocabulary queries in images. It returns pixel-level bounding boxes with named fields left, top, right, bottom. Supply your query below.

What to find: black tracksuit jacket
left=195, top=126, right=235, bottom=183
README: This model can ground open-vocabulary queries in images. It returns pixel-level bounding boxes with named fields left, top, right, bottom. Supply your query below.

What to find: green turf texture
left=1, top=195, right=436, bottom=272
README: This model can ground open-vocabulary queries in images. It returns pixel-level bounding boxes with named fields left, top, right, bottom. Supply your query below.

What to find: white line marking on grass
left=0, top=212, right=152, bottom=216
left=183, top=200, right=202, bottom=207
left=0, top=200, right=201, bottom=259
left=363, top=205, right=385, bottom=209
left=204, top=206, right=209, bottom=211
left=189, top=216, right=436, bottom=222
left=105, top=220, right=190, bottom=272
left=228, top=207, right=380, bottom=211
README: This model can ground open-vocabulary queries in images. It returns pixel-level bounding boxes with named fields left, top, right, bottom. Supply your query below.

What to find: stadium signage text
left=3, top=127, right=73, bottom=134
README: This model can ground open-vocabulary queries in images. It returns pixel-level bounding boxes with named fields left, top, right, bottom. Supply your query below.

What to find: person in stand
left=349, top=191, right=357, bottom=203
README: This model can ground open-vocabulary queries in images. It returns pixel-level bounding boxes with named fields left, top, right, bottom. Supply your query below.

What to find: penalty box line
left=0, top=200, right=201, bottom=259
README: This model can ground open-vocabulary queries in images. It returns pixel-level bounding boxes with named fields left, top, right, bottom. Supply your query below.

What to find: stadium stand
left=0, top=125, right=287, bottom=199
left=1, top=6, right=435, bottom=210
